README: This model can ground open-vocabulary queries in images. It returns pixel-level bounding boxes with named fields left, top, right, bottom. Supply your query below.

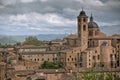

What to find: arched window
left=83, top=18, right=86, bottom=22
left=83, top=25, right=86, bottom=31
left=101, top=41, right=108, bottom=46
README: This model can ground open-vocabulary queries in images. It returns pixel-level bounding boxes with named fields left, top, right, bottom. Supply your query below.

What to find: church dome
left=88, top=21, right=99, bottom=28
left=79, top=10, right=86, bottom=16
left=79, top=9, right=87, bottom=16
left=88, top=14, right=99, bottom=29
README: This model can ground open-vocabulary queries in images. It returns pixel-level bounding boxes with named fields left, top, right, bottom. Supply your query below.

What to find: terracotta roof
left=16, top=69, right=66, bottom=74
left=51, top=39, right=63, bottom=42
left=109, top=34, right=120, bottom=38
left=65, top=34, right=78, bottom=39
left=89, top=37, right=112, bottom=40
left=21, top=51, right=60, bottom=55
left=17, top=45, right=49, bottom=49
left=0, top=62, right=6, bottom=65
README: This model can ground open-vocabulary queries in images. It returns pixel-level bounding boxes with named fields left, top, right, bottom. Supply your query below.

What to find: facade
left=15, top=45, right=61, bottom=70
left=60, top=10, right=120, bottom=70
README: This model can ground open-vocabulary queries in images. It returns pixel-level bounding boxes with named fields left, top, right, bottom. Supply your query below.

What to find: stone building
left=59, top=9, right=120, bottom=71
left=0, top=9, right=120, bottom=80
left=2, top=9, right=118, bottom=80
left=15, top=9, right=120, bottom=72
left=15, top=45, right=61, bottom=70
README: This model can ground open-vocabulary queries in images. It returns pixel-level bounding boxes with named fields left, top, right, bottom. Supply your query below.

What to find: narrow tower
left=77, top=9, right=88, bottom=50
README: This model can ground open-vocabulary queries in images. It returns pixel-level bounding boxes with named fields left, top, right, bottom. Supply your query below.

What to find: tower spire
left=82, top=7, right=83, bottom=11
left=90, top=13, right=93, bottom=21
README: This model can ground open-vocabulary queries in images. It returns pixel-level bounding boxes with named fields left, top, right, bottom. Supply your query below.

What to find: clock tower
left=77, top=9, right=88, bottom=50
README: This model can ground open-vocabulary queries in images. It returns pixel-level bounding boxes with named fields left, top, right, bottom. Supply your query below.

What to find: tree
left=14, top=42, right=21, bottom=46
left=81, top=69, right=115, bottom=80
left=23, top=36, right=42, bottom=46
left=40, top=61, right=63, bottom=69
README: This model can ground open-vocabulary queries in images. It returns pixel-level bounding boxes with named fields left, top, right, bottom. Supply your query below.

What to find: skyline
left=0, top=0, right=120, bottom=35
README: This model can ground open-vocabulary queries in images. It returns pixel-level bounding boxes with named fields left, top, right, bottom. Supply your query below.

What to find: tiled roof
left=17, top=45, right=49, bottom=49
left=65, top=34, right=78, bottom=39
left=21, top=51, right=60, bottom=55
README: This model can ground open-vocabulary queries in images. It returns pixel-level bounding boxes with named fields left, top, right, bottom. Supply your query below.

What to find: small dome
left=79, top=10, right=86, bottom=16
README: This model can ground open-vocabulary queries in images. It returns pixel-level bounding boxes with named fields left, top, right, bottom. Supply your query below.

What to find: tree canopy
left=40, top=61, right=63, bottom=69
left=23, top=36, right=42, bottom=46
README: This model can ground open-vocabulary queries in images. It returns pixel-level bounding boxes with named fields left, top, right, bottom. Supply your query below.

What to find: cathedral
left=60, top=9, right=120, bottom=70
left=15, top=9, right=120, bottom=71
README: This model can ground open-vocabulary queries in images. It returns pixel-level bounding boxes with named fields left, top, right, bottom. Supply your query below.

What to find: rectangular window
left=68, top=58, right=69, bottom=61
left=42, top=58, right=44, bottom=61
left=89, top=63, right=90, bottom=65
left=93, top=56, right=95, bottom=60
left=72, top=58, right=73, bottom=61
left=80, top=63, right=82, bottom=67
left=80, top=57, right=82, bottom=61
left=98, top=55, right=100, bottom=60
left=48, top=58, right=49, bottom=61
left=110, top=54, right=112, bottom=59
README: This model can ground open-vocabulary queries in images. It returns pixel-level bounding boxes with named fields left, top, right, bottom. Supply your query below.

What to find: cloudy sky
left=0, top=0, right=120, bottom=35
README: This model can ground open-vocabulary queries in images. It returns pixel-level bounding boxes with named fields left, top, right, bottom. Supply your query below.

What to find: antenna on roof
left=82, top=7, right=83, bottom=11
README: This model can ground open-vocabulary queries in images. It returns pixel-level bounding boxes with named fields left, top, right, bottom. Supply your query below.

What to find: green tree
left=81, top=69, right=115, bottom=80
left=0, top=44, right=14, bottom=48
left=23, top=36, right=42, bottom=46
left=40, top=61, right=63, bottom=69
left=14, top=42, right=21, bottom=46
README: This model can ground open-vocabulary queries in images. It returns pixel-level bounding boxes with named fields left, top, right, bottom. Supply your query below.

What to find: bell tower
left=77, top=9, right=88, bottom=50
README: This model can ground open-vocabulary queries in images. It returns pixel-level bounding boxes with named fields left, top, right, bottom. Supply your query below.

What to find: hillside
left=0, top=34, right=65, bottom=44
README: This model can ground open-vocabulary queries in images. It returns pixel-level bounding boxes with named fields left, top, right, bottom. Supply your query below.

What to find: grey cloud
left=0, top=0, right=120, bottom=35
left=101, top=24, right=120, bottom=36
